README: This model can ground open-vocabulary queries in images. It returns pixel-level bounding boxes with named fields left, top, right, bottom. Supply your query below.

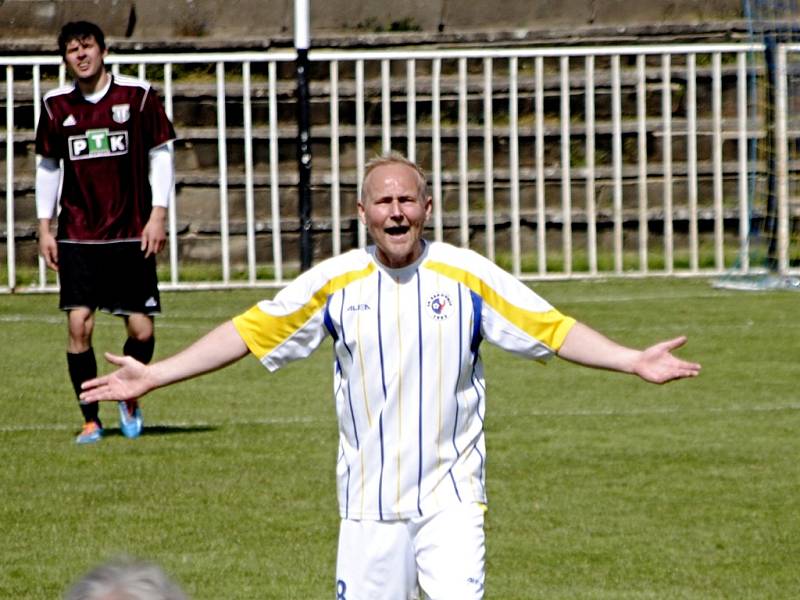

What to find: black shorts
left=58, top=241, right=161, bottom=316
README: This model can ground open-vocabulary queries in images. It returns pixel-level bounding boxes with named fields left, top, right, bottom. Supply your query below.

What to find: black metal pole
left=296, top=48, right=313, bottom=271
left=763, top=36, right=779, bottom=270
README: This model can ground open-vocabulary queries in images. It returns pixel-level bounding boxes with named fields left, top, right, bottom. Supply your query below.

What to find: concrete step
left=1, top=114, right=769, bottom=180
left=1, top=158, right=771, bottom=192
left=2, top=160, right=775, bottom=241
left=3, top=60, right=752, bottom=130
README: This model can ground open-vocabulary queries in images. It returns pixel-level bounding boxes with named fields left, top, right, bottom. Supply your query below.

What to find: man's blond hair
left=361, top=152, right=429, bottom=202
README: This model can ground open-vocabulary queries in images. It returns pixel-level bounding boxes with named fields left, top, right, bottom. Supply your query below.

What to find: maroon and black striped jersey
left=36, top=74, right=176, bottom=241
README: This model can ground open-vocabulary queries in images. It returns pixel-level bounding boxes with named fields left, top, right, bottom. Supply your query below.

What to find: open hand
left=632, top=336, right=701, bottom=384
left=80, top=353, right=154, bottom=403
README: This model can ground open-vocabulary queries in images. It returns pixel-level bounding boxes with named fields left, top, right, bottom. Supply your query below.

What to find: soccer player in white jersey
left=80, top=153, right=701, bottom=599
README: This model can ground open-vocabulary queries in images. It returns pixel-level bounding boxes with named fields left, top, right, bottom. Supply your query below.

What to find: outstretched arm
left=556, top=321, right=701, bottom=384
left=80, top=320, right=249, bottom=403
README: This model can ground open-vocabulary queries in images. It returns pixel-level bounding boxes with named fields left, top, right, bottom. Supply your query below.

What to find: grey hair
left=64, top=558, right=188, bottom=600
left=361, top=152, right=429, bottom=202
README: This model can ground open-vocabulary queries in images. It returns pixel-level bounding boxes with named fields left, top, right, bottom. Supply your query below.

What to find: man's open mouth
left=385, top=226, right=410, bottom=236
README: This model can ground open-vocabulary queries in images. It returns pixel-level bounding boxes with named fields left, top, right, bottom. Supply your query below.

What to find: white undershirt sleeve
left=35, top=157, right=61, bottom=219
left=149, top=145, right=174, bottom=208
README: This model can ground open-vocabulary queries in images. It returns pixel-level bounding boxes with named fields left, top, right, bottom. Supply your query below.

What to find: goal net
left=714, top=0, right=800, bottom=290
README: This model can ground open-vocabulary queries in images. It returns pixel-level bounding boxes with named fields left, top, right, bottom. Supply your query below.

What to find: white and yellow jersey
left=233, top=241, right=576, bottom=521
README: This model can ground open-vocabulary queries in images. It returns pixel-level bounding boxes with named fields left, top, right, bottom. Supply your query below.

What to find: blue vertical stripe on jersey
left=468, top=285, right=487, bottom=502
left=338, top=289, right=359, bottom=450
left=448, top=285, right=464, bottom=503
left=471, top=367, right=487, bottom=424
left=377, top=271, right=388, bottom=398
left=333, top=359, right=343, bottom=398
left=378, top=415, right=385, bottom=520
left=469, top=287, right=486, bottom=466
left=338, top=286, right=353, bottom=354
left=344, top=444, right=351, bottom=520
left=338, top=442, right=349, bottom=519
left=346, top=380, right=360, bottom=449
left=416, top=272, right=424, bottom=516
left=475, top=444, right=486, bottom=493
left=469, top=290, right=483, bottom=354
left=449, top=471, right=462, bottom=503
left=453, top=285, right=463, bottom=452
left=469, top=361, right=487, bottom=487
left=377, top=272, right=386, bottom=520
left=323, top=295, right=338, bottom=340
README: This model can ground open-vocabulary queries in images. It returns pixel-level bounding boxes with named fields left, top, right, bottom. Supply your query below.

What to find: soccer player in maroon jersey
left=35, top=21, right=176, bottom=443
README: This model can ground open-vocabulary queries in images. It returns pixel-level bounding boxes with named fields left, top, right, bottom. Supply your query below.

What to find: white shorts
left=335, top=502, right=486, bottom=600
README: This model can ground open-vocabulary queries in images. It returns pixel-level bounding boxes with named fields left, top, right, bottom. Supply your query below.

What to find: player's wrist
left=37, top=220, right=54, bottom=238
left=147, top=207, right=167, bottom=225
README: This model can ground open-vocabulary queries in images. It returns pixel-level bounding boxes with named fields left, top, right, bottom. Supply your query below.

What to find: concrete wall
left=2, top=0, right=744, bottom=50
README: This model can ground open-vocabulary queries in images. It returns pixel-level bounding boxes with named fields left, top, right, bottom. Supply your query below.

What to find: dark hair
left=57, top=21, right=106, bottom=59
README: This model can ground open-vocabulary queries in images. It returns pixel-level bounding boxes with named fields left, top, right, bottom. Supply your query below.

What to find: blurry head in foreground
left=64, top=557, right=188, bottom=600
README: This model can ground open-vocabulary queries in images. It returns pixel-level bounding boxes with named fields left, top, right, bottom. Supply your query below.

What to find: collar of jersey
left=369, top=239, right=429, bottom=280
left=79, top=73, right=112, bottom=104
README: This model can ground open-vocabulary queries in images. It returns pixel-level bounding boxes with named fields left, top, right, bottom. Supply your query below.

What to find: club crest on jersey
left=68, top=128, right=129, bottom=160
left=112, top=103, right=131, bottom=123
left=426, top=292, right=454, bottom=321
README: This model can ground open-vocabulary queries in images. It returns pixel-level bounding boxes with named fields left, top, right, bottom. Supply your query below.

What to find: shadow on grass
left=101, top=425, right=217, bottom=437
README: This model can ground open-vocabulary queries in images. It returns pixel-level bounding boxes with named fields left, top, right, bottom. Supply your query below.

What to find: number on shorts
left=336, top=579, right=347, bottom=600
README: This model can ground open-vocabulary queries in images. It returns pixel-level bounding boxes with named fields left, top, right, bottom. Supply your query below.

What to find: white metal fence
left=2, top=42, right=799, bottom=293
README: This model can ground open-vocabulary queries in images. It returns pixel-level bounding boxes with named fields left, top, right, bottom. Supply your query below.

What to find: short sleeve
left=35, top=100, right=62, bottom=159
left=140, top=88, right=176, bottom=150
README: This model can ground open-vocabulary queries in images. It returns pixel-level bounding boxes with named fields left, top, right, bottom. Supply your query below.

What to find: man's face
left=63, top=35, right=107, bottom=81
left=359, top=163, right=432, bottom=269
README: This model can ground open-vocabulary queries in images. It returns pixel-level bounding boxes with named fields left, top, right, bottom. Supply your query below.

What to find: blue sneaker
left=119, top=401, right=143, bottom=439
left=75, top=421, right=103, bottom=444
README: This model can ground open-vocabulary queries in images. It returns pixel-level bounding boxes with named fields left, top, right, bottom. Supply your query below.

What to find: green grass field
left=1, top=278, right=798, bottom=599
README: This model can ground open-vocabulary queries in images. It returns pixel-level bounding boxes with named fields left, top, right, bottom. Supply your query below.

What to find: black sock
left=67, top=349, right=99, bottom=425
left=123, top=336, right=155, bottom=364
